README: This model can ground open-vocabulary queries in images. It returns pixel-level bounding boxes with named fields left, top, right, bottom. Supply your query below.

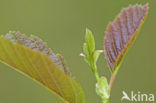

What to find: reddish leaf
left=104, top=4, right=149, bottom=72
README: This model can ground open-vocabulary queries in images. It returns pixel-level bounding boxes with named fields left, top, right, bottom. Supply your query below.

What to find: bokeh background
left=0, top=0, right=155, bottom=103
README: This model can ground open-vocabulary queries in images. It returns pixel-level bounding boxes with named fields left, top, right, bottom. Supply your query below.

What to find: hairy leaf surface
left=0, top=32, right=85, bottom=103
left=104, top=4, right=149, bottom=72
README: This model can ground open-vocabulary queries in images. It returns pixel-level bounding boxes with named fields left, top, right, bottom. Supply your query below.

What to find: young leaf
left=96, top=76, right=110, bottom=100
left=85, top=28, right=95, bottom=56
left=83, top=43, right=89, bottom=59
left=81, top=29, right=100, bottom=81
left=0, top=32, right=85, bottom=103
left=93, top=50, right=103, bottom=65
left=104, top=4, right=149, bottom=72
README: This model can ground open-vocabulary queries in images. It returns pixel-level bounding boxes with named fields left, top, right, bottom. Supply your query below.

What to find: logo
left=121, top=91, right=155, bottom=102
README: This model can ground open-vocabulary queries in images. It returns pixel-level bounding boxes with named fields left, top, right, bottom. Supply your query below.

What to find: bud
left=96, top=76, right=110, bottom=99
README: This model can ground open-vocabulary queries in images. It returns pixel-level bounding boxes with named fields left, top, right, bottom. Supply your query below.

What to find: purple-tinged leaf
left=104, top=4, right=149, bottom=72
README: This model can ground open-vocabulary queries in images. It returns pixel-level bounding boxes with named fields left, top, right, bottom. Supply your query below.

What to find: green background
left=0, top=0, right=155, bottom=103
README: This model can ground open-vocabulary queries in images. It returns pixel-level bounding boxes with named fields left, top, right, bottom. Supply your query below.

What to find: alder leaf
left=104, top=3, right=149, bottom=72
left=0, top=31, right=85, bottom=103
left=85, top=28, right=95, bottom=55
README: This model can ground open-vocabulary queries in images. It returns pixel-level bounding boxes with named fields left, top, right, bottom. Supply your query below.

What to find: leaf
left=0, top=31, right=85, bottom=103
left=83, top=43, right=89, bottom=58
left=104, top=3, right=149, bottom=72
left=96, top=76, right=110, bottom=99
left=93, top=50, right=103, bottom=65
left=85, top=28, right=95, bottom=56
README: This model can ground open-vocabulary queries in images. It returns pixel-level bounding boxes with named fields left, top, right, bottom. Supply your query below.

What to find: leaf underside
left=0, top=36, right=85, bottom=103
left=104, top=3, right=149, bottom=72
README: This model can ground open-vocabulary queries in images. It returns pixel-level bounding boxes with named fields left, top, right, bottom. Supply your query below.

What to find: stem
left=92, top=66, right=99, bottom=81
left=109, top=73, right=116, bottom=93
left=88, top=56, right=111, bottom=103
left=91, top=64, right=110, bottom=103
left=89, top=59, right=99, bottom=81
left=109, top=67, right=119, bottom=93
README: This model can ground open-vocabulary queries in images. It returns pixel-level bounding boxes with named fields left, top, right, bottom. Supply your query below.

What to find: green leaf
left=0, top=32, right=85, bottom=103
left=83, top=43, right=89, bottom=58
left=93, top=50, right=103, bottom=65
left=85, top=28, right=95, bottom=55
left=96, top=77, right=110, bottom=100
left=104, top=3, right=149, bottom=73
